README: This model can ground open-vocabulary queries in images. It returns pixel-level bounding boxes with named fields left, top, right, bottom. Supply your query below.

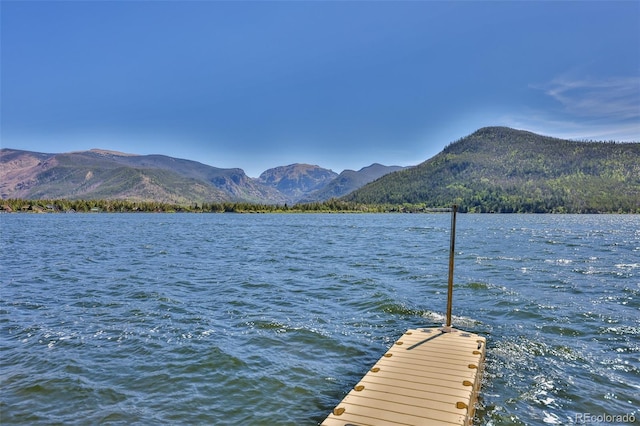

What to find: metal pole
left=445, top=204, right=457, bottom=330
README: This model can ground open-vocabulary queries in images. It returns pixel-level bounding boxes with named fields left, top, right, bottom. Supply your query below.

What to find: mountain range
left=0, top=148, right=403, bottom=204
left=2, top=127, right=638, bottom=213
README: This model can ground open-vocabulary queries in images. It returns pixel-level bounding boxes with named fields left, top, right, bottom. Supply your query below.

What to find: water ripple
left=1, top=213, right=638, bottom=425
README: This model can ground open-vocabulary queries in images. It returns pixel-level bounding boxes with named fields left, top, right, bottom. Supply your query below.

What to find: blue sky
left=2, top=1, right=639, bottom=177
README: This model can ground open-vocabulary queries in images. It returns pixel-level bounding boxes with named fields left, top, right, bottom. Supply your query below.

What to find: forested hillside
left=343, top=127, right=639, bottom=213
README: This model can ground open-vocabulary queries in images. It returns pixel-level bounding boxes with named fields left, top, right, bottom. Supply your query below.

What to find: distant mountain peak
left=258, top=164, right=338, bottom=202
left=298, top=163, right=405, bottom=203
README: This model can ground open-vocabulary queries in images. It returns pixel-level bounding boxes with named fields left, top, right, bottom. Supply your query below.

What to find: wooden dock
left=322, top=327, right=486, bottom=426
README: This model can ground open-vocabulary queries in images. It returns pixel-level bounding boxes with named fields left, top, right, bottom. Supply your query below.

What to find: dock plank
left=322, top=327, right=486, bottom=426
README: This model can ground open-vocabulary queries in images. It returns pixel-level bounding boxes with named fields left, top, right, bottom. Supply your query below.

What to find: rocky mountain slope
left=257, top=164, right=338, bottom=203
left=0, top=149, right=283, bottom=204
left=0, top=148, right=399, bottom=204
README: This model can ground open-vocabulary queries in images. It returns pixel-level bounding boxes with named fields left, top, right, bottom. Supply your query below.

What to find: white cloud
left=501, top=76, right=640, bottom=142
left=540, top=76, right=640, bottom=120
left=501, top=114, right=640, bottom=142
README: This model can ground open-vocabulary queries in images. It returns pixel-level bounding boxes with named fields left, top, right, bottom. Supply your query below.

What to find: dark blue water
left=1, top=213, right=638, bottom=425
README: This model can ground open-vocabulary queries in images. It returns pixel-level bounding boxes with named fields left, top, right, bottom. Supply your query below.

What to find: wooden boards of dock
left=322, top=326, right=486, bottom=426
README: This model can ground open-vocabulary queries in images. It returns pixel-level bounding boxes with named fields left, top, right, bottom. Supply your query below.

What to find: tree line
left=3, top=196, right=637, bottom=214
left=1, top=198, right=395, bottom=214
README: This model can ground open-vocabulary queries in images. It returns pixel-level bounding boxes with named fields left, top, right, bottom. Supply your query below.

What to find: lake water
left=1, top=213, right=638, bottom=425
